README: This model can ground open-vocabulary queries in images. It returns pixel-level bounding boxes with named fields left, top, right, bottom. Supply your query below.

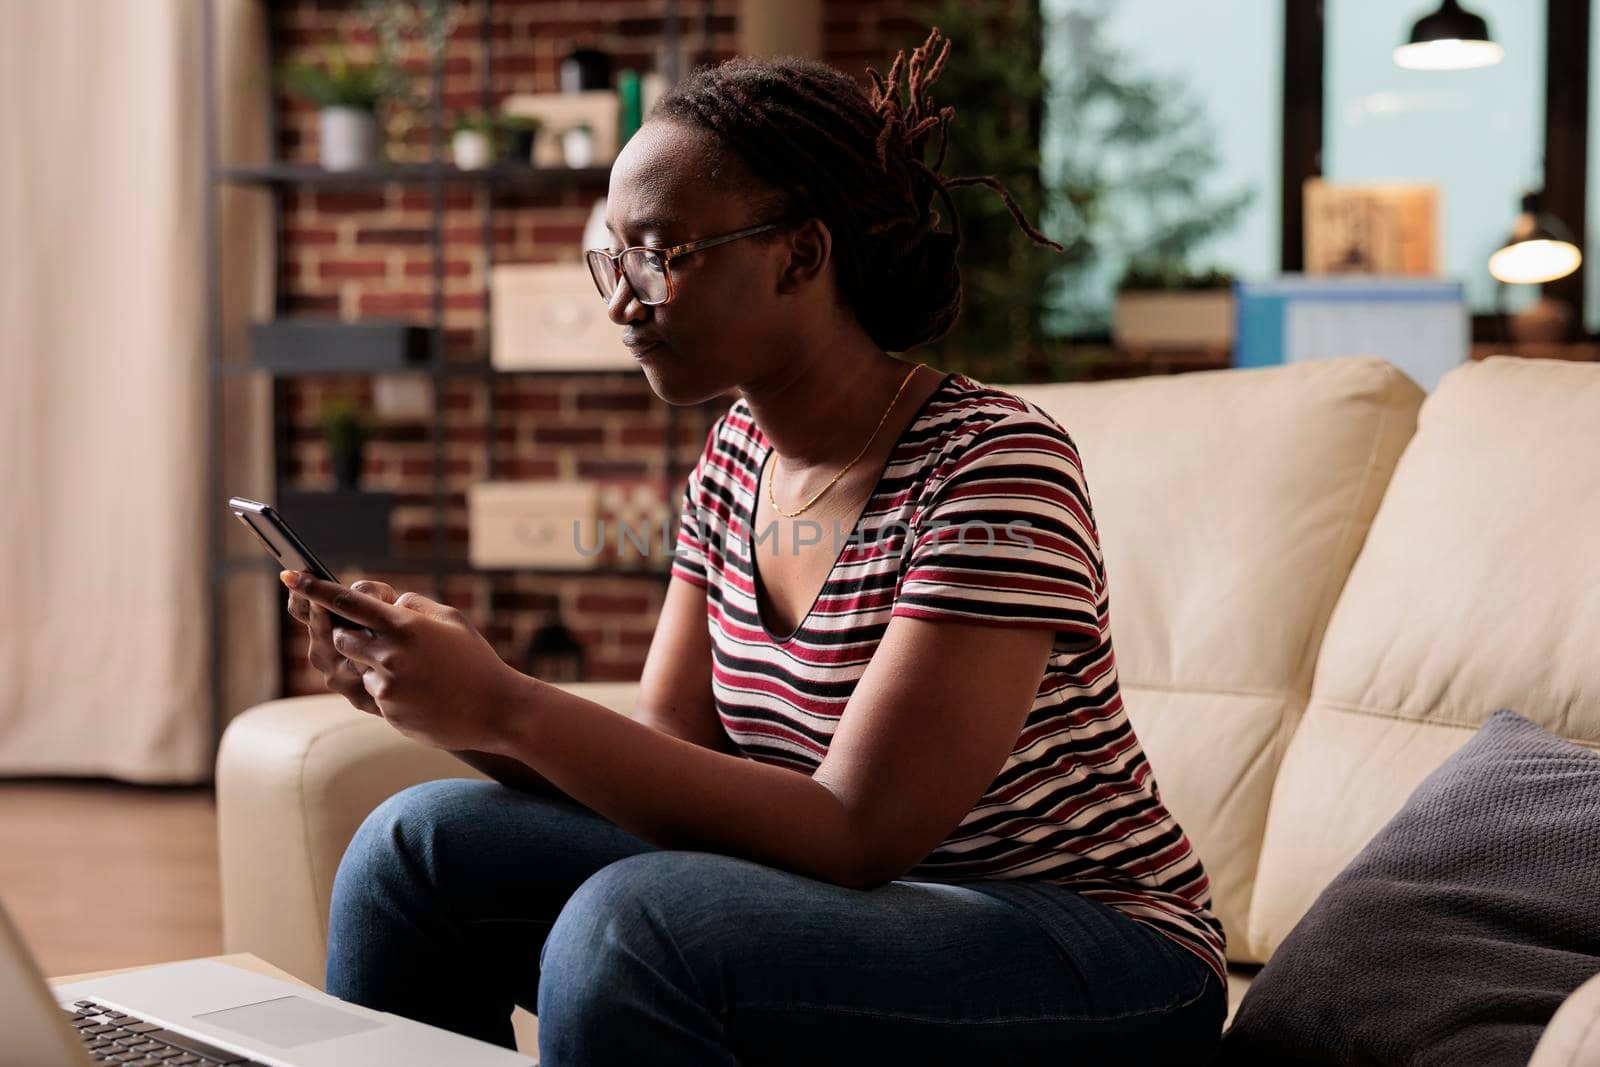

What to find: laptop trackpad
left=195, top=995, right=385, bottom=1048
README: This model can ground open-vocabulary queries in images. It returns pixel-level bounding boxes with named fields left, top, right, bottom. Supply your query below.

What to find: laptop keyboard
left=62, top=999, right=268, bottom=1066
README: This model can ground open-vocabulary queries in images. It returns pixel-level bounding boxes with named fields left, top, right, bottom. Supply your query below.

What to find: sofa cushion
left=1250, top=356, right=1600, bottom=957
left=1221, top=710, right=1600, bottom=1066
left=1009, top=358, right=1422, bottom=962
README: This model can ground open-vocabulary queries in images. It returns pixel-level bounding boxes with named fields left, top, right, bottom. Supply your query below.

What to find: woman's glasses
left=584, top=217, right=800, bottom=307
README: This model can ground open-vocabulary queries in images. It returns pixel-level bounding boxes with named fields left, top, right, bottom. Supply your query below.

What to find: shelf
left=219, top=554, right=670, bottom=581
left=216, top=162, right=612, bottom=190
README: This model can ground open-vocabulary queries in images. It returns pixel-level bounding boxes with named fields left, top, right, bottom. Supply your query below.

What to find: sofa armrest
left=1530, top=972, right=1600, bottom=1067
left=215, top=683, right=641, bottom=988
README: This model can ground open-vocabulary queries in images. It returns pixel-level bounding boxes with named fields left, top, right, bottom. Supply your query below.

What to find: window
left=1040, top=0, right=1283, bottom=334
left=1588, top=2, right=1600, bottom=332
left=1323, top=0, right=1548, bottom=313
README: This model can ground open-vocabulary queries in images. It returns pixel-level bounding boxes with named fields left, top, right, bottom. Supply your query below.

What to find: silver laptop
left=0, top=897, right=533, bottom=1067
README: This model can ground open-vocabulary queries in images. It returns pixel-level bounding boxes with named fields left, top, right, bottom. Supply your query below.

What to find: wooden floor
left=0, top=780, right=222, bottom=978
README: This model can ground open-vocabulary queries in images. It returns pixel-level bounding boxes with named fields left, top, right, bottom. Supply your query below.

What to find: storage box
left=1235, top=275, right=1468, bottom=392
left=250, top=320, right=432, bottom=372
left=468, top=480, right=602, bottom=569
left=490, top=263, right=637, bottom=371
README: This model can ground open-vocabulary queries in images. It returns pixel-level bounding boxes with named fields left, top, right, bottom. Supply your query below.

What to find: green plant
left=1041, top=0, right=1254, bottom=332
left=1117, top=261, right=1235, bottom=292
left=452, top=111, right=498, bottom=136
left=317, top=397, right=371, bottom=455
left=363, top=0, right=465, bottom=161
left=887, top=0, right=1059, bottom=382
left=497, top=114, right=544, bottom=134
left=278, top=42, right=404, bottom=112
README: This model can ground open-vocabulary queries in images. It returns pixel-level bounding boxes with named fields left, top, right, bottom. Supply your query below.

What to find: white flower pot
left=1111, top=290, right=1236, bottom=349
left=562, top=128, right=595, bottom=168
left=453, top=129, right=494, bottom=171
left=319, top=107, right=379, bottom=172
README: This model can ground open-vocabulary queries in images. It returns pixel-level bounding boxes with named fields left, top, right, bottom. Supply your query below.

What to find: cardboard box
left=468, top=480, right=602, bottom=569
left=490, top=263, right=637, bottom=371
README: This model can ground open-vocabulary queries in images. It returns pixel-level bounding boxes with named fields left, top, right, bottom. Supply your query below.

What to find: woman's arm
left=290, top=569, right=1053, bottom=889
left=448, top=575, right=739, bottom=798
left=490, top=609, right=1055, bottom=889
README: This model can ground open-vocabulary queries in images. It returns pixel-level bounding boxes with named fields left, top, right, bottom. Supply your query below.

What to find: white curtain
left=0, top=0, right=278, bottom=782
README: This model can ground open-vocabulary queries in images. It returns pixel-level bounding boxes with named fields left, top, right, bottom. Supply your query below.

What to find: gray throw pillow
left=1219, top=709, right=1600, bottom=1066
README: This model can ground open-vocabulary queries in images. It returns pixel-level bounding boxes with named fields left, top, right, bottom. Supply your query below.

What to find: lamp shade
left=1488, top=191, right=1582, bottom=285
left=1394, top=0, right=1504, bottom=70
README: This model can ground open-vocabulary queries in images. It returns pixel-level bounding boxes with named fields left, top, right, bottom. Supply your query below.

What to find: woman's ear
left=776, top=217, right=832, bottom=295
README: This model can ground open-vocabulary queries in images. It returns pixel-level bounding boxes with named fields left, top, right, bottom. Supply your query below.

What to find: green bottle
left=618, top=69, right=643, bottom=145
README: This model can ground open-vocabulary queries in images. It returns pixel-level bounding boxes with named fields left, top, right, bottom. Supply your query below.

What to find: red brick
left=398, top=187, right=478, bottom=211
left=575, top=391, right=653, bottom=413
left=318, top=258, right=390, bottom=280
left=445, top=224, right=516, bottom=244
left=282, top=294, right=340, bottom=314
left=532, top=425, right=605, bottom=445
left=357, top=292, right=433, bottom=316
left=285, top=225, right=339, bottom=246
left=577, top=458, right=651, bottom=479
left=356, top=227, right=435, bottom=246
left=618, top=425, right=667, bottom=447
left=530, top=222, right=587, bottom=246
left=404, top=258, right=473, bottom=277
left=496, top=390, right=561, bottom=413
left=314, top=190, right=387, bottom=213
left=495, top=457, right=560, bottom=479
left=575, top=592, right=653, bottom=614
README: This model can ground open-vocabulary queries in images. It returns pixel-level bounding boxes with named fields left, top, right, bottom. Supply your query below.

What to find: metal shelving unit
left=201, top=0, right=690, bottom=750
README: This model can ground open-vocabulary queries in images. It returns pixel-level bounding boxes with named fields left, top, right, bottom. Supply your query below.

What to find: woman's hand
left=287, top=578, right=399, bottom=717
left=281, top=570, right=526, bottom=754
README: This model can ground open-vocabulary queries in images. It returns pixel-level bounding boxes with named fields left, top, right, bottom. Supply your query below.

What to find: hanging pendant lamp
left=1394, top=0, right=1504, bottom=71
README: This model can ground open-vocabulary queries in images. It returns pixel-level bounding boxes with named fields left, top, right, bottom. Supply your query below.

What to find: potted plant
left=496, top=114, right=542, bottom=165
left=318, top=396, right=372, bottom=490
left=279, top=42, right=402, bottom=171
left=561, top=121, right=596, bottom=168
left=1111, top=261, right=1238, bottom=351
left=452, top=112, right=497, bottom=171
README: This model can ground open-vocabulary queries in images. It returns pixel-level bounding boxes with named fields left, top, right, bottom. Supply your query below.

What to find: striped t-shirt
left=670, top=370, right=1226, bottom=981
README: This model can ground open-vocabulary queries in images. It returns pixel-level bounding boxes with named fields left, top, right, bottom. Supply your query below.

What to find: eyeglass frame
left=584, top=216, right=805, bottom=307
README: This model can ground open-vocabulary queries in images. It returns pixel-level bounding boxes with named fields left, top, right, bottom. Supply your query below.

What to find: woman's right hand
left=286, top=578, right=400, bottom=716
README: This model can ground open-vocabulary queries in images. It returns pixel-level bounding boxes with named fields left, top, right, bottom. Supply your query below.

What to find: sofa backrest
left=1249, top=356, right=1600, bottom=958
left=1010, top=357, right=1423, bottom=962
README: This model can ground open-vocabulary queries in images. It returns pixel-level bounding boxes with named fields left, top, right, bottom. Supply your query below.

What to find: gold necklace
left=766, top=363, right=924, bottom=519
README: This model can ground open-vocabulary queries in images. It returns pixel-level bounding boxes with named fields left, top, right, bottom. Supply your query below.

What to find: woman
left=286, top=28, right=1227, bottom=1065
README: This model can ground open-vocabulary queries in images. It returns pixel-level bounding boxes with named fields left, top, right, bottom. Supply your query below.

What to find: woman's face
left=601, top=119, right=824, bottom=404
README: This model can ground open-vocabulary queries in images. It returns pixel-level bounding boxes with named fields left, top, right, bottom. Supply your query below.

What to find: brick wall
left=270, top=0, right=915, bottom=694
left=269, top=0, right=1180, bottom=696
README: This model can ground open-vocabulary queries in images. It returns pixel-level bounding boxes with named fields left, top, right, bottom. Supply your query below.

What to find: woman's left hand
left=280, top=570, right=525, bottom=754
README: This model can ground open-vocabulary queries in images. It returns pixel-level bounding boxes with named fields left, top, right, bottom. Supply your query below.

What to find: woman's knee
left=541, top=852, right=747, bottom=994
left=537, top=852, right=751, bottom=1056
left=332, top=777, right=502, bottom=909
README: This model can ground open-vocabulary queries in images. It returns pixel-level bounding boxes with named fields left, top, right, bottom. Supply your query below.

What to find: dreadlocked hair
left=651, top=26, right=1063, bottom=353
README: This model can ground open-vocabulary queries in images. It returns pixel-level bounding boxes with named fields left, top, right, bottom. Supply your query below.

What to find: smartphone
left=227, top=496, right=372, bottom=634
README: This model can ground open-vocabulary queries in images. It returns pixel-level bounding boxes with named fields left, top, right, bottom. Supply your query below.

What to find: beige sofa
left=216, top=355, right=1600, bottom=1063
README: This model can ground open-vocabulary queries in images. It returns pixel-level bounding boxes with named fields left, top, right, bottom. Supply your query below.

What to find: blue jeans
left=325, top=779, right=1225, bottom=1065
